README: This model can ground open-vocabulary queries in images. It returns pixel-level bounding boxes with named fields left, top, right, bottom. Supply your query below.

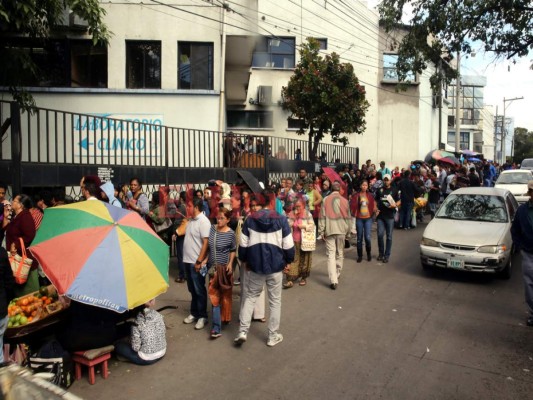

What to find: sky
left=365, top=0, right=533, bottom=132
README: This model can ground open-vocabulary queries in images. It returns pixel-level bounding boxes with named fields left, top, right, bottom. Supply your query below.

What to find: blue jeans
left=377, top=217, right=394, bottom=258
left=212, top=305, right=221, bottom=334
left=175, top=235, right=185, bottom=280
left=400, top=201, right=413, bottom=229
left=0, top=315, right=8, bottom=363
left=114, top=341, right=161, bottom=366
left=184, top=263, right=208, bottom=319
left=356, top=218, right=373, bottom=251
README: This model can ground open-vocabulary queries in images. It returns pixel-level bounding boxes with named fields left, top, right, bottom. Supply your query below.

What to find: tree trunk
left=308, top=128, right=314, bottom=161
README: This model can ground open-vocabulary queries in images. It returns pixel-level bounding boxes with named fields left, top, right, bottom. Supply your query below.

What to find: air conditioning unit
left=258, top=86, right=272, bottom=105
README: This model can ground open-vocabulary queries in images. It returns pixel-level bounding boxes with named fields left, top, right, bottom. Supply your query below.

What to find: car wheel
left=498, top=257, right=512, bottom=280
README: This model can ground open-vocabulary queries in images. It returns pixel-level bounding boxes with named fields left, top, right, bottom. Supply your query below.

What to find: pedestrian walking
left=318, top=181, right=351, bottom=290
left=350, top=180, right=377, bottom=262
left=375, top=174, right=399, bottom=263
left=235, top=189, right=295, bottom=347
left=126, top=177, right=149, bottom=217
left=182, top=197, right=211, bottom=330
left=511, top=180, right=533, bottom=327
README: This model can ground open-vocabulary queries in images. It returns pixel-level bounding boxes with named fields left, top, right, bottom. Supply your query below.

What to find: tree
left=0, top=0, right=110, bottom=109
left=513, top=127, right=533, bottom=163
left=378, top=1, right=533, bottom=89
left=281, top=39, right=369, bottom=161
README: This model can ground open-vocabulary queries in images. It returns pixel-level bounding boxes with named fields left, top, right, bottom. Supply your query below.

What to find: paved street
left=71, top=221, right=533, bottom=400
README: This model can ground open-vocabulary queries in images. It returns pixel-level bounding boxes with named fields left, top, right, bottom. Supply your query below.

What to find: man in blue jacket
left=235, top=189, right=295, bottom=347
left=511, top=180, right=533, bottom=327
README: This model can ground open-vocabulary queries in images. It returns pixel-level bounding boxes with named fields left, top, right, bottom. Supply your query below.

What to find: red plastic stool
left=72, top=345, right=114, bottom=385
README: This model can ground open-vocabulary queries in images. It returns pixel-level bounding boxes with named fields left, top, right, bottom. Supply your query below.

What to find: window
left=447, top=131, right=470, bottom=150
left=446, top=82, right=485, bottom=125
left=126, top=41, right=161, bottom=89
left=315, top=38, right=327, bottom=50
left=227, top=110, right=273, bottom=129
left=71, top=41, right=108, bottom=87
left=252, top=37, right=295, bottom=69
left=0, top=38, right=107, bottom=88
left=178, top=42, right=214, bottom=90
left=287, top=118, right=307, bottom=130
left=382, top=54, right=416, bottom=83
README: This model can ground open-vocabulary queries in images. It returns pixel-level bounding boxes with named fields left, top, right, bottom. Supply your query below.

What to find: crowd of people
left=1, top=153, right=531, bottom=367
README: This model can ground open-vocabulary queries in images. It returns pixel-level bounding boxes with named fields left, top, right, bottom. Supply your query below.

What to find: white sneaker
left=267, top=333, right=283, bottom=347
left=194, top=318, right=207, bottom=330
left=234, top=331, right=247, bottom=345
left=183, top=314, right=196, bottom=324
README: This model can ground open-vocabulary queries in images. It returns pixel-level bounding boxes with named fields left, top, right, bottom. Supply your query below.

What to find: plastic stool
left=72, top=345, right=114, bottom=385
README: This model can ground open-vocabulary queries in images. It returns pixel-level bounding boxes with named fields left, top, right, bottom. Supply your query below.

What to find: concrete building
left=447, top=75, right=494, bottom=160
left=0, top=0, right=446, bottom=168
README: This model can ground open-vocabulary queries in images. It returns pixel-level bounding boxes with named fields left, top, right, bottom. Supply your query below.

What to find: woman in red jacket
left=3, top=194, right=37, bottom=295
left=350, top=181, right=377, bottom=263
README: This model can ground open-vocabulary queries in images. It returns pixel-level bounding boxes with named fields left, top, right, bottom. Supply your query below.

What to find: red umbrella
left=439, top=156, right=460, bottom=166
left=322, top=167, right=347, bottom=198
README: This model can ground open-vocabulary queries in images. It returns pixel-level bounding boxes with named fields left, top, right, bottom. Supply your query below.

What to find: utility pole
left=494, top=105, right=498, bottom=162
left=501, top=96, right=524, bottom=164
left=454, top=52, right=461, bottom=153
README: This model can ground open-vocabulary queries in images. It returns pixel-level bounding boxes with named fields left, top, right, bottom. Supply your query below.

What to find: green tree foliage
left=0, top=0, right=110, bottom=109
left=513, top=127, right=533, bottom=163
left=379, top=0, right=533, bottom=89
left=281, top=39, right=369, bottom=160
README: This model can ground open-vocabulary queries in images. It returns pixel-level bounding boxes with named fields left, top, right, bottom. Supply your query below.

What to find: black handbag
left=29, top=340, right=74, bottom=388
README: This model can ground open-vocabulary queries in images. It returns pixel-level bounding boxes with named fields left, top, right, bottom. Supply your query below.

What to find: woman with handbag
left=205, top=207, right=236, bottom=339
left=284, top=198, right=315, bottom=288
left=2, top=194, right=38, bottom=295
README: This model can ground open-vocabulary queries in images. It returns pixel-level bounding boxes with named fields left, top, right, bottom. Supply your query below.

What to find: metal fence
left=0, top=101, right=359, bottom=193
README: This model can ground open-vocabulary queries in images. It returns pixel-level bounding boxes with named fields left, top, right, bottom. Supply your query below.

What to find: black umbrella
left=236, top=170, right=263, bottom=194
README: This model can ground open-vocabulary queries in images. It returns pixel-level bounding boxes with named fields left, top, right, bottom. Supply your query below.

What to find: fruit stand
left=5, top=285, right=69, bottom=341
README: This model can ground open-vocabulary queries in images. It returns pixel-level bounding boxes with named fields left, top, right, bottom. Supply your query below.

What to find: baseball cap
left=383, top=174, right=391, bottom=181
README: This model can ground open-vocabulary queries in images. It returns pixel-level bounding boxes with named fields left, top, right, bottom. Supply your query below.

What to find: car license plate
left=447, top=259, right=464, bottom=269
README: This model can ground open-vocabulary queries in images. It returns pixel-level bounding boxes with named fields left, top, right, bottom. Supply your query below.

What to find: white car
left=495, top=169, right=533, bottom=204
left=420, top=187, right=517, bottom=278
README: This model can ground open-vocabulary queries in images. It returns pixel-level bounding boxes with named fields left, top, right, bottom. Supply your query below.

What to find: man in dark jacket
left=235, top=189, right=295, bottom=347
left=0, top=247, right=15, bottom=362
left=511, top=180, right=533, bottom=327
left=375, top=175, right=399, bottom=263
left=398, top=170, right=416, bottom=229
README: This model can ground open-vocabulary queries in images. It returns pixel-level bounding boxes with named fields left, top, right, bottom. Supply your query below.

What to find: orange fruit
left=21, top=298, right=28, bottom=306
left=28, top=317, right=33, bottom=322
left=45, top=299, right=52, bottom=305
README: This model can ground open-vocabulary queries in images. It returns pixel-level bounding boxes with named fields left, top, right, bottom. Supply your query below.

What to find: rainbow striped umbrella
left=30, top=200, right=169, bottom=313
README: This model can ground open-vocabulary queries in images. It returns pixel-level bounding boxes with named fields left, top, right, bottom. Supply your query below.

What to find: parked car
left=521, top=158, right=533, bottom=171
left=494, top=169, right=533, bottom=204
left=420, top=187, right=517, bottom=279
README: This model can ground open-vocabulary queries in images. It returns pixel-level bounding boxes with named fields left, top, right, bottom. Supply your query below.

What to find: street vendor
left=57, top=300, right=129, bottom=352
left=114, top=299, right=166, bottom=365
left=0, top=246, right=15, bottom=363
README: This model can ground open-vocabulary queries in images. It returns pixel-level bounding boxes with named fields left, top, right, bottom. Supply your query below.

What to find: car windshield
left=496, top=172, right=532, bottom=184
left=522, top=159, right=533, bottom=168
left=436, top=194, right=508, bottom=223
